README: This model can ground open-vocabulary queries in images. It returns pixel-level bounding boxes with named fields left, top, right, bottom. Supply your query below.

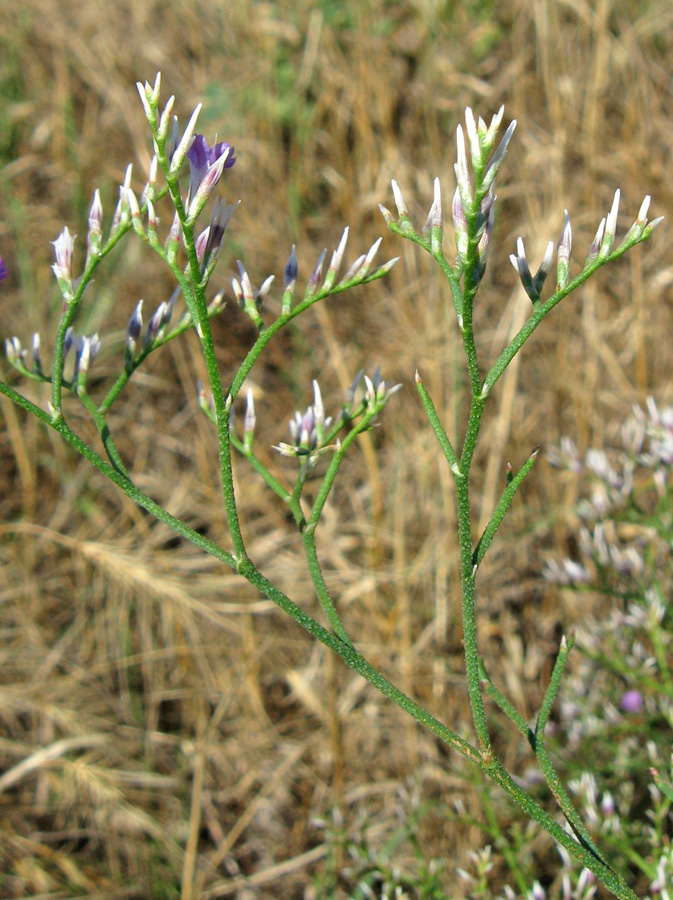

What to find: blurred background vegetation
left=0, top=0, right=671, bottom=897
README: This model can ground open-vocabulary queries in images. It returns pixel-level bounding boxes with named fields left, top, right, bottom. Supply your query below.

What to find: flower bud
left=52, top=226, right=76, bottom=283
left=391, top=180, right=409, bottom=218
left=86, top=190, right=103, bottom=262
left=126, top=300, right=144, bottom=356
left=243, top=388, right=256, bottom=451
left=454, top=124, right=472, bottom=208
left=464, top=107, right=481, bottom=170
left=532, top=240, right=555, bottom=296
left=482, top=105, right=505, bottom=151
left=166, top=212, right=182, bottom=265
left=599, top=189, right=620, bottom=259
left=423, top=177, right=443, bottom=256
left=586, top=217, right=606, bottom=265
left=323, top=227, right=349, bottom=290
left=169, top=104, right=202, bottom=177
left=144, top=301, right=169, bottom=347
left=305, top=249, right=327, bottom=299
left=452, top=187, right=468, bottom=262
left=474, top=202, right=495, bottom=284
left=482, top=119, right=516, bottom=194
left=158, top=97, right=176, bottom=146
left=202, top=197, right=238, bottom=270
left=283, top=245, right=298, bottom=290
left=556, top=210, right=572, bottom=290
left=32, top=332, right=42, bottom=373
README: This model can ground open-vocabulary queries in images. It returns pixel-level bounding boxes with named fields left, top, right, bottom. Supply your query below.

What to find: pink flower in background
left=620, top=690, right=644, bottom=714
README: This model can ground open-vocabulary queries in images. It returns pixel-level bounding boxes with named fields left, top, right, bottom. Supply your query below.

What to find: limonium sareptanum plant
left=0, top=74, right=662, bottom=897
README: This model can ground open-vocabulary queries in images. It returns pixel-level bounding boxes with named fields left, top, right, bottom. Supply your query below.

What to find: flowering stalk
left=0, top=78, right=662, bottom=900
left=381, top=106, right=659, bottom=898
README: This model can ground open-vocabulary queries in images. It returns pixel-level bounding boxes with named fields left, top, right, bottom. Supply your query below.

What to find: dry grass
left=1, top=0, right=672, bottom=897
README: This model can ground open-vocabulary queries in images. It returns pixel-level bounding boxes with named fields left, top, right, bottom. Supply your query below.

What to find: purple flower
left=0, top=257, right=7, bottom=282
left=620, top=690, right=644, bottom=714
left=187, top=135, right=235, bottom=202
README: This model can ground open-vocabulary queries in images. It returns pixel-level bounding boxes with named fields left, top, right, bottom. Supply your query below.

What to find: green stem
left=478, top=659, right=531, bottom=739
left=0, top=376, right=640, bottom=900
left=532, top=636, right=612, bottom=867
left=472, top=449, right=538, bottom=569
left=230, top=433, right=306, bottom=529
left=78, top=392, right=128, bottom=476
left=484, top=239, right=647, bottom=396
left=415, top=374, right=460, bottom=472
left=98, top=300, right=224, bottom=415
left=160, top=153, right=247, bottom=560
left=301, top=533, right=353, bottom=648
left=455, top=467, right=491, bottom=752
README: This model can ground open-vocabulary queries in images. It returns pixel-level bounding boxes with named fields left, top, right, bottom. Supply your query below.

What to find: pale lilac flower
left=52, top=226, right=76, bottom=283
left=547, top=436, right=582, bottom=473
left=69, top=331, right=101, bottom=378
left=233, top=261, right=274, bottom=314
left=363, top=366, right=402, bottom=409
left=306, top=249, right=327, bottom=295
left=274, top=392, right=334, bottom=460
left=144, top=301, right=169, bottom=347
left=5, top=336, right=25, bottom=365
left=75, top=333, right=101, bottom=375
left=542, top=558, right=591, bottom=585
left=0, top=257, right=7, bottom=281
left=601, top=791, right=615, bottom=818
left=86, top=190, right=103, bottom=261
left=599, top=189, right=620, bottom=259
